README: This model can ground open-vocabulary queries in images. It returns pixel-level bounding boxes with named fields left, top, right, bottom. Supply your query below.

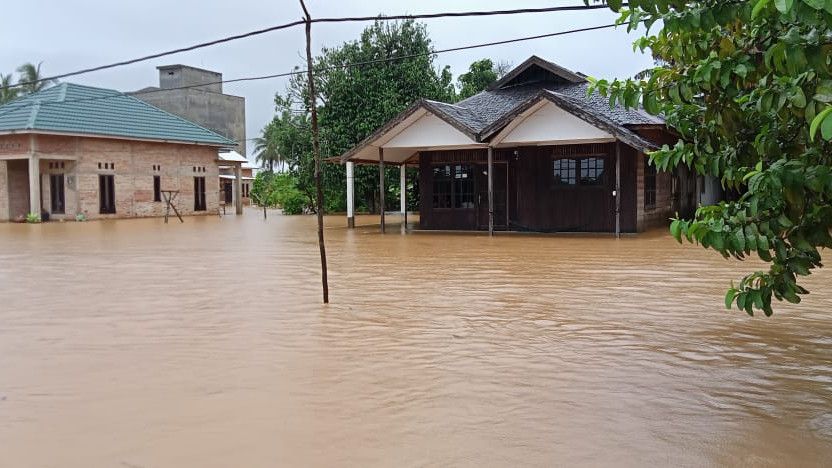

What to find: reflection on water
left=0, top=211, right=830, bottom=467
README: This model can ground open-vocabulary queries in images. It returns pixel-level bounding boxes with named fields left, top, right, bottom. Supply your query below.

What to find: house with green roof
left=0, top=83, right=237, bottom=222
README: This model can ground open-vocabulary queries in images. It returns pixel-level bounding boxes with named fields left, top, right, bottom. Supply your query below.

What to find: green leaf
left=803, top=0, right=826, bottom=9
left=813, top=80, right=832, bottom=103
left=752, top=0, right=771, bottom=18
left=725, top=288, right=738, bottom=309
left=809, top=106, right=832, bottom=140
left=822, top=112, right=832, bottom=140
left=607, top=0, right=622, bottom=12
left=790, top=87, right=806, bottom=108
left=775, top=0, right=794, bottom=12
left=670, top=219, right=683, bottom=243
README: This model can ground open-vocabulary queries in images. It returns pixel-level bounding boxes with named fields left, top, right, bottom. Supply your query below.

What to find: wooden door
left=476, top=163, right=507, bottom=230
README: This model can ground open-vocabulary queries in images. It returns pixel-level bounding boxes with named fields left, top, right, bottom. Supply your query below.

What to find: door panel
left=476, top=164, right=507, bottom=230
left=50, top=174, right=65, bottom=214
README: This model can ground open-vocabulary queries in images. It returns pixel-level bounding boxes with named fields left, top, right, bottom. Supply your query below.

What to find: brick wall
left=0, top=161, right=7, bottom=221
left=5, top=160, right=30, bottom=220
left=1, top=134, right=221, bottom=221
left=635, top=152, right=674, bottom=232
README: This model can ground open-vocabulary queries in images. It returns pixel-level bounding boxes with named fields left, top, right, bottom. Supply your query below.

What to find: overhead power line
left=0, top=22, right=619, bottom=118
left=2, top=4, right=617, bottom=91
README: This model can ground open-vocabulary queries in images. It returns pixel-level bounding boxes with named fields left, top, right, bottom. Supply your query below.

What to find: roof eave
left=338, top=100, right=480, bottom=163
left=0, top=129, right=233, bottom=148
left=539, top=93, right=659, bottom=152
left=478, top=91, right=659, bottom=152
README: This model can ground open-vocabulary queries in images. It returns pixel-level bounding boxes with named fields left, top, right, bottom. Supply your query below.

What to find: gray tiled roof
left=454, top=82, right=663, bottom=134
left=552, top=82, right=664, bottom=126
left=340, top=56, right=667, bottom=162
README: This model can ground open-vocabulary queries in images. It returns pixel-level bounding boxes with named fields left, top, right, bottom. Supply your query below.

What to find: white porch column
left=234, top=162, right=243, bottom=215
left=28, top=135, right=40, bottom=220
left=346, top=161, right=355, bottom=228
left=399, top=164, right=406, bottom=216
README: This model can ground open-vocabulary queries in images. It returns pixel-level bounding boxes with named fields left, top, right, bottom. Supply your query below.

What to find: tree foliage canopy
left=0, top=62, right=58, bottom=104
left=589, top=0, right=832, bottom=315
left=261, top=20, right=456, bottom=213
left=457, top=58, right=499, bottom=100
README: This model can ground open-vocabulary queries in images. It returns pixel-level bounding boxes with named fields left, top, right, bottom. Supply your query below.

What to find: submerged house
left=339, top=56, right=696, bottom=234
left=218, top=150, right=256, bottom=208
left=0, top=83, right=236, bottom=222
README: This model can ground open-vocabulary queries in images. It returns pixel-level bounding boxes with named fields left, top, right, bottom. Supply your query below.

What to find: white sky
left=0, top=0, right=653, bottom=159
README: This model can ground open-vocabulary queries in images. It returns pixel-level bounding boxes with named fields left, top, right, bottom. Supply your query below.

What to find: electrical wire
left=2, top=4, right=618, bottom=91
left=0, top=22, right=619, bottom=117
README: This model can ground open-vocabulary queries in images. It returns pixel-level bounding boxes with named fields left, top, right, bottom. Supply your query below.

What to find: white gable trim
left=382, top=112, right=478, bottom=148
left=491, top=100, right=615, bottom=147
left=344, top=107, right=485, bottom=164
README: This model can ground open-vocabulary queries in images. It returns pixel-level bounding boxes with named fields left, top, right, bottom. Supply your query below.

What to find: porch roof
left=338, top=101, right=487, bottom=165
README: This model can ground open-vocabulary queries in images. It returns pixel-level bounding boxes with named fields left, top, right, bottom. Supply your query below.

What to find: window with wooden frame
left=432, top=164, right=475, bottom=209
left=579, top=157, right=605, bottom=185
left=644, top=157, right=657, bottom=210
left=432, top=165, right=453, bottom=208
left=553, top=158, right=577, bottom=185
left=453, top=165, right=475, bottom=208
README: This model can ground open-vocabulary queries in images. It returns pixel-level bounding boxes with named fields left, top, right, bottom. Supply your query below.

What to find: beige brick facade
left=1, top=134, right=221, bottom=221
left=635, top=152, right=674, bottom=232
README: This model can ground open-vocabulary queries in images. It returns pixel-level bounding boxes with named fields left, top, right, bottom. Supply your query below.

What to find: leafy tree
left=253, top=121, right=285, bottom=172
left=251, top=170, right=307, bottom=215
left=0, top=74, right=18, bottom=104
left=589, top=0, right=832, bottom=315
left=16, top=62, right=57, bottom=94
left=458, top=58, right=499, bottom=100
left=278, top=19, right=454, bottom=213
left=494, top=59, right=513, bottom=78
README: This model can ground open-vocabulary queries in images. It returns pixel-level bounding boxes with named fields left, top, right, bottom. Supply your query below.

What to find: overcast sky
left=0, top=0, right=652, bottom=160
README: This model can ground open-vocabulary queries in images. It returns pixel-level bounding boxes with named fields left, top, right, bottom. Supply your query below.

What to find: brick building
left=0, top=83, right=236, bottom=222
left=130, top=65, right=246, bottom=155
left=218, top=151, right=256, bottom=208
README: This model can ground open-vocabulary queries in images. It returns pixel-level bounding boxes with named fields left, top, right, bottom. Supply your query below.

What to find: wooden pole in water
left=379, top=146, right=385, bottom=234
left=301, top=0, right=329, bottom=304
left=615, top=141, right=621, bottom=238
left=487, top=146, right=494, bottom=236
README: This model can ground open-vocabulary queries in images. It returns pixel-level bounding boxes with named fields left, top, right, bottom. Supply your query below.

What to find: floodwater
left=1, top=211, right=831, bottom=467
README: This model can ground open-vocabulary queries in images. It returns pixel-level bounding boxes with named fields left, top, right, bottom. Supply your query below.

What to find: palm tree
left=16, top=62, right=58, bottom=95
left=254, top=122, right=284, bottom=172
left=0, top=74, right=19, bottom=104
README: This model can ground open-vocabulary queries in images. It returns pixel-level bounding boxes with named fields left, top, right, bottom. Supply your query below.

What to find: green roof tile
left=0, top=83, right=236, bottom=147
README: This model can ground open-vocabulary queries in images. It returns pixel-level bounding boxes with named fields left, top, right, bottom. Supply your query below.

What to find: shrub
left=25, top=212, right=40, bottom=223
left=251, top=171, right=311, bottom=214
left=280, top=191, right=307, bottom=215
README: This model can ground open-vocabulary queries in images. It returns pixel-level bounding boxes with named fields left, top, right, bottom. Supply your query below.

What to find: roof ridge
left=57, top=83, right=68, bottom=102
left=26, top=101, right=41, bottom=129
left=424, top=99, right=465, bottom=109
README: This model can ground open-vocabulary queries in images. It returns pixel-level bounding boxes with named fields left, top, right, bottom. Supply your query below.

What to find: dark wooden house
left=339, top=56, right=690, bottom=234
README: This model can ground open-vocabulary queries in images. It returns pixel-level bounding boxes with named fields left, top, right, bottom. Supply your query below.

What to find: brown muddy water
left=0, top=210, right=831, bottom=467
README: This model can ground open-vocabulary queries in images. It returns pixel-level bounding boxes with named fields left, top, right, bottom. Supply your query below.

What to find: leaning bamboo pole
left=300, top=0, right=329, bottom=303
